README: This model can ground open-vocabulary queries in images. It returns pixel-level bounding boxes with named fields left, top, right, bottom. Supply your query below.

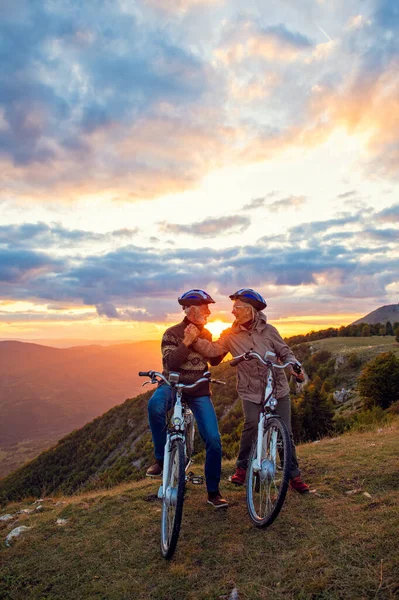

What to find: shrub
left=349, top=406, right=393, bottom=432
left=357, top=352, right=399, bottom=409
left=347, top=352, right=361, bottom=369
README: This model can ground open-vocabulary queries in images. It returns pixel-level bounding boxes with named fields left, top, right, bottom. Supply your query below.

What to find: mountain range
left=352, top=303, right=399, bottom=326
left=0, top=340, right=161, bottom=476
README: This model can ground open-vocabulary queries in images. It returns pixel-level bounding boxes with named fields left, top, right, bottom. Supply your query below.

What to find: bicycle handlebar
left=229, top=351, right=300, bottom=371
left=138, top=370, right=225, bottom=389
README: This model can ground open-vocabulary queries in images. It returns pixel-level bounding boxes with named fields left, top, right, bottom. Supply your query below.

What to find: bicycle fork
left=253, top=413, right=265, bottom=472
left=158, top=397, right=184, bottom=500
left=253, top=413, right=277, bottom=479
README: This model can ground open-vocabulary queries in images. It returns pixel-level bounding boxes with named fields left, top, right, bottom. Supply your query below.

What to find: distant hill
left=0, top=338, right=136, bottom=348
left=0, top=340, right=161, bottom=475
left=0, top=361, right=239, bottom=503
left=351, top=303, right=399, bottom=326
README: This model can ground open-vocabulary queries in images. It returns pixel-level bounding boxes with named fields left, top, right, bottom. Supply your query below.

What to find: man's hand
left=290, top=364, right=305, bottom=383
left=183, top=324, right=200, bottom=346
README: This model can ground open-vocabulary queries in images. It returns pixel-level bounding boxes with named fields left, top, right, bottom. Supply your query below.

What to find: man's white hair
left=184, top=305, right=196, bottom=317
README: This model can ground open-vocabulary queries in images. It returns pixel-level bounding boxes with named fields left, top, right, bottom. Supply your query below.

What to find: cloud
left=0, top=2, right=228, bottom=200
left=0, top=222, right=138, bottom=249
left=1, top=0, right=399, bottom=205
left=242, top=197, right=266, bottom=210
left=158, top=216, right=251, bottom=237
left=0, top=209, right=398, bottom=322
left=145, top=0, right=222, bottom=12
left=216, top=20, right=313, bottom=65
left=96, top=303, right=152, bottom=321
left=337, top=190, right=357, bottom=199
left=0, top=248, right=61, bottom=283
left=374, top=203, right=399, bottom=224
left=269, top=195, right=307, bottom=212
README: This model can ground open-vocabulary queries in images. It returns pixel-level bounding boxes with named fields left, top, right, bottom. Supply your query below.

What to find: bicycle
left=139, top=369, right=225, bottom=559
left=230, top=351, right=302, bottom=528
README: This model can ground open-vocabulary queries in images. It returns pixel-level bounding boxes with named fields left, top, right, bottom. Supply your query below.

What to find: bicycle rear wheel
left=160, top=438, right=185, bottom=559
left=246, top=416, right=291, bottom=528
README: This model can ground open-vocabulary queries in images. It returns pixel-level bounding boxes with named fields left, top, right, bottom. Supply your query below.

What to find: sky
left=1, top=0, right=399, bottom=343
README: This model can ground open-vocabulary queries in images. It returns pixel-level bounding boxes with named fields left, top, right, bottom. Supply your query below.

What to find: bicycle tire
left=246, top=416, right=291, bottom=528
left=160, top=438, right=185, bottom=559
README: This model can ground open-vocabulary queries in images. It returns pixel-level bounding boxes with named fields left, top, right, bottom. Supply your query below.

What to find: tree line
left=285, top=321, right=399, bottom=346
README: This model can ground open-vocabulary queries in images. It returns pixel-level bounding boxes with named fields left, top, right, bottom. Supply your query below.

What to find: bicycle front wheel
left=160, top=438, right=185, bottom=559
left=246, top=416, right=292, bottom=528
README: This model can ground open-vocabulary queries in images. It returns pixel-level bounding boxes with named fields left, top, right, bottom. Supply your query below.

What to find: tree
left=357, top=352, right=399, bottom=409
left=297, top=383, right=334, bottom=441
left=386, top=321, right=394, bottom=336
left=395, top=326, right=399, bottom=344
left=362, top=324, right=371, bottom=337
left=347, top=352, right=361, bottom=369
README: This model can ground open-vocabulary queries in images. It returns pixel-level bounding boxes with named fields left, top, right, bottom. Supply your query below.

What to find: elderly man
left=146, top=289, right=228, bottom=508
left=186, top=288, right=309, bottom=494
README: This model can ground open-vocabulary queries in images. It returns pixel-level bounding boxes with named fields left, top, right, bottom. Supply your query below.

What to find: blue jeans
left=148, top=385, right=222, bottom=493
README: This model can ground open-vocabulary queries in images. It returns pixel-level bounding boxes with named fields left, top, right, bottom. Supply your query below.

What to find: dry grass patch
left=1, top=421, right=398, bottom=599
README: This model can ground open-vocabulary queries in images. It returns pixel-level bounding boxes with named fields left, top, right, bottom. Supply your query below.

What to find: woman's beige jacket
left=193, top=311, right=299, bottom=403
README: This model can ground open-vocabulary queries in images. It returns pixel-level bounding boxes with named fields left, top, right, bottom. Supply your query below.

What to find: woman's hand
left=183, top=324, right=200, bottom=346
left=290, top=364, right=305, bottom=382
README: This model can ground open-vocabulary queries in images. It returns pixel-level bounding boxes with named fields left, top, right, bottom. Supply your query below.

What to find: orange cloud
left=309, top=60, right=399, bottom=171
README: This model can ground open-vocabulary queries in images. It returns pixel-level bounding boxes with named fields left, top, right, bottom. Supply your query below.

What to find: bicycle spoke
left=160, top=439, right=185, bottom=559
left=246, top=417, right=291, bottom=528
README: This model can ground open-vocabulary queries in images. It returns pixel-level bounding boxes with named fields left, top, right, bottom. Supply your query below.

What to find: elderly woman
left=186, top=288, right=309, bottom=493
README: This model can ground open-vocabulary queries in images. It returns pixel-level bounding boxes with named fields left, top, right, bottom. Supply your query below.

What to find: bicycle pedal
left=185, top=472, right=204, bottom=485
left=191, top=476, right=204, bottom=485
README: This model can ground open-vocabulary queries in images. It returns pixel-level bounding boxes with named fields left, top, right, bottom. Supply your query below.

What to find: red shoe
left=207, top=491, right=228, bottom=509
left=290, top=476, right=309, bottom=494
left=230, top=467, right=246, bottom=486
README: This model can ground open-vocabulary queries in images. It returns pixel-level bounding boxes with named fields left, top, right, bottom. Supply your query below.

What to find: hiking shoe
left=290, top=476, right=309, bottom=494
left=230, top=467, right=246, bottom=486
left=146, top=460, right=163, bottom=478
left=207, top=491, right=228, bottom=509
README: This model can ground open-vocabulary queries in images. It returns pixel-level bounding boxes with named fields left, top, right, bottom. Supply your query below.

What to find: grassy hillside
left=1, top=336, right=398, bottom=504
left=307, top=335, right=399, bottom=359
left=1, top=420, right=398, bottom=600
left=0, top=361, right=239, bottom=504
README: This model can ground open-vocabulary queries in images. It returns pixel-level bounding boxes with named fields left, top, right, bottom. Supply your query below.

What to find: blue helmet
left=178, top=289, right=216, bottom=307
left=229, top=288, right=267, bottom=311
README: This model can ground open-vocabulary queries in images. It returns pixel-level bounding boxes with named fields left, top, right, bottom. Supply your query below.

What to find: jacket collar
left=232, top=310, right=267, bottom=333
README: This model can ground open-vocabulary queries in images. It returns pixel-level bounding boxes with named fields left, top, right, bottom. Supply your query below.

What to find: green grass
left=310, top=336, right=399, bottom=360
left=1, top=419, right=398, bottom=600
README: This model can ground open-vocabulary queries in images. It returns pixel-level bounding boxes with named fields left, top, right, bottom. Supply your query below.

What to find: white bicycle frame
left=231, top=351, right=299, bottom=474
left=158, top=385, right=185, bottom=501
left=139, top=369, right=224, bottom=501
left=253, top=363, right=276, bottom=473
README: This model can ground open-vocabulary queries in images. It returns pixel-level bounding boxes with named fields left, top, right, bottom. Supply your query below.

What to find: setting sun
left=206, top=320, right=231, bottom=339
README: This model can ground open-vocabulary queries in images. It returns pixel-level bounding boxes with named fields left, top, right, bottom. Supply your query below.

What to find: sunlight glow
left=206, top=320, right=231, bottom=339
